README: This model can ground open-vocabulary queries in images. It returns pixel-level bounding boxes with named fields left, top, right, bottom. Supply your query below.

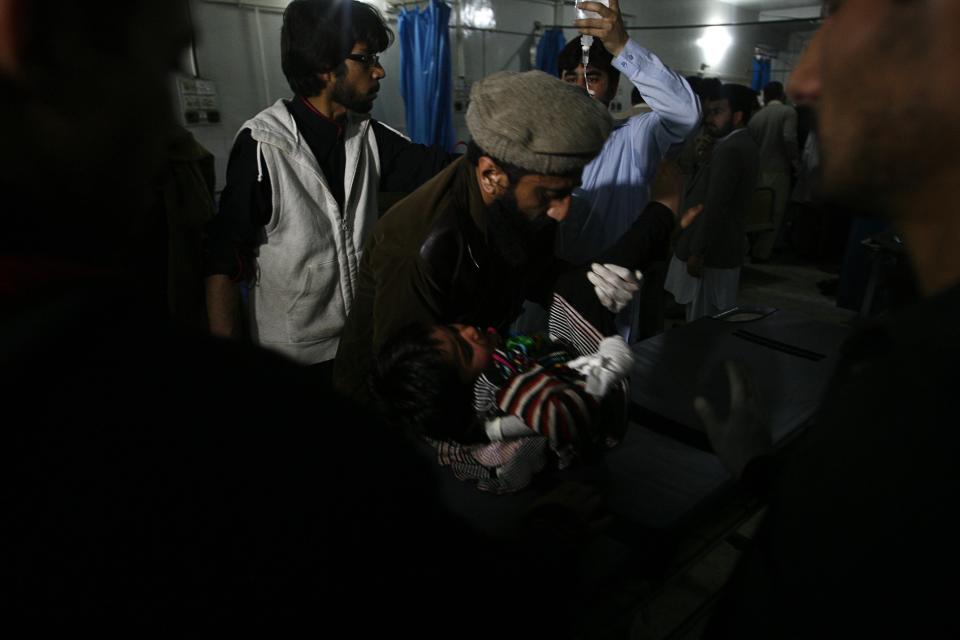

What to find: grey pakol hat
left=466, top=70, right=613, bottom=175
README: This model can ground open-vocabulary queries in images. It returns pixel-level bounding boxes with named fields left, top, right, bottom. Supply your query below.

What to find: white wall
left=185, top=1, right=287, bottom=190
left=184, top=0, right=820, bottom=190
left=447, top=0, right=555, bottom=146
left=775, top=28, right=817, bottom=86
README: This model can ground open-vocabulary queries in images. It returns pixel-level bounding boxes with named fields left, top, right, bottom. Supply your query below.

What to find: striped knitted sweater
left=482, top=339, right=597, bottom=449
left=474, top=292, right=625, bottom=449
left=434, top=294, right=627, bottom=493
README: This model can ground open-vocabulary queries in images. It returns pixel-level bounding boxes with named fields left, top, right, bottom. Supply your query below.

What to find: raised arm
left=576, top=0, right=701, bottom=141
left=373, top=121, right=457, bottom=194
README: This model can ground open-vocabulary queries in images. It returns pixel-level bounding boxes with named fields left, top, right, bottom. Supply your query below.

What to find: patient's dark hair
left=371, top=323, right=478, bottom=443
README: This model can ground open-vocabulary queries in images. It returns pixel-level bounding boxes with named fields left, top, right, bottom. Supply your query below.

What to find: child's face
left=431, top=324, right=499, bottom=381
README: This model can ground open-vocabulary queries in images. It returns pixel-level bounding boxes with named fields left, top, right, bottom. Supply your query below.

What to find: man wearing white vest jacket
left=204, top=0, right=452, bottom=383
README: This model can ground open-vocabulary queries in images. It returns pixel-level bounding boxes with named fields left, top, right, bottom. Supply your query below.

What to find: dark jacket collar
left=451, top=157, right=489, bottom=239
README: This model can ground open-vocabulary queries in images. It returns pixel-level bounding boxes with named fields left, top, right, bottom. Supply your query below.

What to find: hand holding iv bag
left=575, top=0, right=610, bottom=95
left=576, top=0, right=609, bottom=23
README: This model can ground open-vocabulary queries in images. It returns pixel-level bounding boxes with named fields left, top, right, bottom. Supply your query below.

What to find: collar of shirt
left=287, top=96, right=349, bottom=211
left=292, top=95, right=346, bottom=142
left=453, top=157, right=488, bottom=238
left=719, top=127, right=749, bottom=144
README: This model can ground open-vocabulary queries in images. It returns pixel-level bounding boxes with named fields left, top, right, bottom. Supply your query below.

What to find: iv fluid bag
left=576, top=0, right=609, bottom=50
left=576, top=0, right=609, bottom=21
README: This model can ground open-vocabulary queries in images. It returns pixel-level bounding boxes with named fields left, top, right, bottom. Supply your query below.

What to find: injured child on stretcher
left=371, top=163, right=702, bottom=493
left=371, top=269, right=640, bottom=494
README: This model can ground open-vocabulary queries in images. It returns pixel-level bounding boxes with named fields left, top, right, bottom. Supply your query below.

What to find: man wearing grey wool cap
left=334, top=70, right=694, bottom=401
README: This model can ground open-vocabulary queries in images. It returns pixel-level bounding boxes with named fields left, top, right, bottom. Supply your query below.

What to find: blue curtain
left=751, top=58, right=772, bottom=92
left=536, top=28, right=567, bottom=77
left=398, top=0, right=455, bottom=151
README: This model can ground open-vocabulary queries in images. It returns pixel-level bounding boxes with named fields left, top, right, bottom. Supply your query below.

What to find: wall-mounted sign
left=177, top=77, right=221, bottom=126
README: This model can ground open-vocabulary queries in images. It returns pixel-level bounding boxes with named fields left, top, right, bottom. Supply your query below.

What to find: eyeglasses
left=345, top=52, right=382, bottom=68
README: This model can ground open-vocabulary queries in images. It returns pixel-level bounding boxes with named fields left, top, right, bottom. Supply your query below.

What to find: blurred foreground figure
left=0, top=3, right=574, bottom=634
left=702, top=1, right=960, bottom=637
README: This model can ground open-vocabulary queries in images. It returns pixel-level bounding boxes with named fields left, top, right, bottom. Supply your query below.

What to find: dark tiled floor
left=665, top=255, right=857, bottom=331
left=738, top=258, right=856, bottom=328
left=591, top=255, right=856, bottom=639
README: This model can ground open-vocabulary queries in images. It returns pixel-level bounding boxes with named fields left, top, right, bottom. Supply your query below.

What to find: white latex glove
left=587, top=263, right=643, bottom=313
left=484, top=415, right=534, bottom=442
left=694, top=361, right=773, bottom=478
left=566, top=335, right=635, bottom=398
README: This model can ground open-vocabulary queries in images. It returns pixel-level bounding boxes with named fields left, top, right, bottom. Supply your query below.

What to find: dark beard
left=486, top=190, right=543, bottom=270
left=331, top=81, right=376, bottom=114
left=707, top=120, right=734, bottom=140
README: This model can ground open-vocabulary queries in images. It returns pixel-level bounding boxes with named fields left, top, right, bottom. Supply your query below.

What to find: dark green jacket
left=334, top=157, right=559, bottom=399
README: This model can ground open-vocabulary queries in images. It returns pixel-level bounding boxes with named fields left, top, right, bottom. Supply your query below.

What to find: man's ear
left=477, top=156, right=509, bottom=197
left=316, top=69, right=336, bottom=91
left=733, top=111, right=745, bottom=128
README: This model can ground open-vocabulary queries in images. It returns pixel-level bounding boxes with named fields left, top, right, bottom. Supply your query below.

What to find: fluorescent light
left=463, top=0, right=496, bottom=29
left=697, top=26, right=733, bottom=67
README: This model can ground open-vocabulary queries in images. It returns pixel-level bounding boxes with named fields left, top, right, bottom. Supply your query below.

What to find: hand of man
left=574, top=0, right=629, bottom=57
left=587, top=263, right=642, bottom=313
left=566, top=335, right=634, bottom=398
left=650, top=160, right=705, bottom=231
left=687, top=254, right=704, bottom=278
left=694, top=361, right=773, bottom=478
left=678, top=204, right=705, bottom=230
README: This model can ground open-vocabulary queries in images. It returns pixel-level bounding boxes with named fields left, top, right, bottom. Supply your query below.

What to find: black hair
left=763, top=81, right=786, bottom=104
left=716, top=83, right=760, bottom=124
left=281, top=0, right=393, bottom=97
left=686, top=75, right=722, bottom=105
left=630, top=87, right=644, bottom=106
left=557, top=37, right=621, bottom=102
left=371, top=323, right=479, bottom=443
